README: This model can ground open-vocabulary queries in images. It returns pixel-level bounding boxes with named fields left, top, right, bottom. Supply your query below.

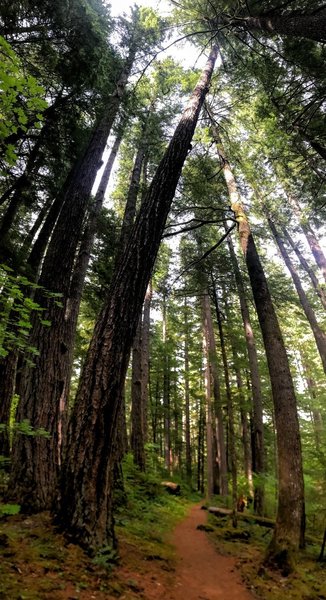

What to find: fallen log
left=208, top=506, right=274, bottom=528
left=208, top=506, right=322, bottom=549
left=161, top=481, right=180, bottom=495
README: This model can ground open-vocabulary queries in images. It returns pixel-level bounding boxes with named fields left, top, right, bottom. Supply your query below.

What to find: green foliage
left=114, top=454, right=190, bottom=546
left=0, top=36, right=47, bottom=171
left=0, top=503, right=20, bottom=517
left=0, top=264, right=61, bottom=362
left=92, top=546, right=119, bottom=571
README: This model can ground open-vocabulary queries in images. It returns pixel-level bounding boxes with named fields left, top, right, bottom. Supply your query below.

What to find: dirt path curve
left=168, top=504, right=255, bottom=600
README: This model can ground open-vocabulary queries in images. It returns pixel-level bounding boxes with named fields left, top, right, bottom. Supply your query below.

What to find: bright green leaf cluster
left=0, top=35, right=47, bottom=172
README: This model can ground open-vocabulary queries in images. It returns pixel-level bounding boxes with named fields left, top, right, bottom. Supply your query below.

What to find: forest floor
left=0, top=498, right=326, bottom=599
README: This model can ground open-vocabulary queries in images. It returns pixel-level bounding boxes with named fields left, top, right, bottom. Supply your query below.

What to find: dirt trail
left=168, top=504, right=255, bottom=600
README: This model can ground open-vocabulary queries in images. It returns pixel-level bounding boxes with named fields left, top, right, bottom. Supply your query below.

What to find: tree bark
left=202, top=290, right=228, bottom=496
left=269, top=217, right=326, bottom=376
left=282, top=228, right=326, bottom=311
left=288, top=194, right=326, bottom=284
left=131, top=318, right=145, bottom=471
left=210, top=120, right=305, bottom=571
left=184, top=298, right=192, bottom=483
left=229, top=7, right=326, bottom=43
left=8, top=45, right=135, bottom=512
left=225, top=195, right=265, bottom=515
left=56, top=45, right=218, bottom=549
left=141, top=281, right=151, bottom=440
left=202, top=293, right=215, bottom=500
left=162, top=294, right=172, bottom=474
left=212, top=286, right=237, bottom=526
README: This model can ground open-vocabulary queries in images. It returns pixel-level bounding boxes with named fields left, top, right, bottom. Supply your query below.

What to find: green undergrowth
left=0, top=455, right=201, bottom=599
left=114, top=454, right=200, bottom=559
left=206, top=509, right=326, bottom=600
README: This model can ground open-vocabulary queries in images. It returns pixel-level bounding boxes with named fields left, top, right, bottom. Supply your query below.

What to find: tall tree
left=209, top=117, right=305, bottom=571
left=268, top=217, right=326, bottom=375
left=57, top=45, right=219, bottom=549
left=225, top=227, right=265, bottom=514
left=8, top=12, right=140, bottom=511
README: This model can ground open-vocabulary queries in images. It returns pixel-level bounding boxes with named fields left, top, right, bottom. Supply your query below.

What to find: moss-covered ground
left=206, top=507, right=326, bottom=600
left=0, top=457, right=195, bottom=599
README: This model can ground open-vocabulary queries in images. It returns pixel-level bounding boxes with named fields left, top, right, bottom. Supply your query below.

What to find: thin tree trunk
left=225, top=200, right=265, bottom=514
left=162, top=294, right=171, bottom=473
left=141, top=281, right=152, bottom=442
left=288, top=194, right=326, bottom=284
left=131, top=319, right=145, bottom=470
left=237, top=363, right=254, bottom=496
left=212, top=286, right=237, bottom=527
left=202, top=290, right=228, bottom=496
left=202, top=294, right=215, bottom=499
left=269, top=218, right=326, bottom=375
left=197, top=396, right=205, bottom=494
left=184, top=298, right=192, bottom=483
left=210, top=119, right=305, bottom=571
left=56, top=46, right=218, bottom=549
left=282, top=228, right=326, bottom=311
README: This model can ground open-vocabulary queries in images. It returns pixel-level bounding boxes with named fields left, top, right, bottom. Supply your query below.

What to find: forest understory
left=1, top=477, right=326, bottom=600
left=1, top=0, right=326, bottom=596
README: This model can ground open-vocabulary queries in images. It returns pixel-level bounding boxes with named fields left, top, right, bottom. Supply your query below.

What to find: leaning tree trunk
left=282, top=228, right=326, bottom=312
left=8, top=46, right=136, bottom=512
left=227, top=7, right=326, bottom=43
left=268, top=217, right=326, bottom=375
left=210, top=119, right=305, bottom=572
left=225, top=228, right=265, bottom=514
left=56, top=45, right=219, bottom=550
left=288, top=194, right=326, bottom=284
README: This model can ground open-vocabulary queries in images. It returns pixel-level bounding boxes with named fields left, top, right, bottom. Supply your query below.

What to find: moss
left=264, top=538, right=296, bottom=576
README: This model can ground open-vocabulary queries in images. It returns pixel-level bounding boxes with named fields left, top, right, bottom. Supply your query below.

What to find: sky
left=92, top=0, right=209, bottom=197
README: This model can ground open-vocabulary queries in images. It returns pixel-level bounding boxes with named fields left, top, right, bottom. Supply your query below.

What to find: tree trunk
left=212, top=286, right=237, bottom=526
left=282, top=228, right=326, bottom=311
left=229, top=7, right=326, bottom=43
left=202, top=294, right=215, bottom=500
left=269, top=218, right=326, bottom=376
left=184, top=298, right=192, bottom=483
left=162, top=294, right=172, bottom=474
left=117, top=145, right=145, bottom=255
left=131, top=318, right=145, bottom=471
left=141, top=281, right=151, bottom=442
left=8, top=45, right=136, bottom=512
left=202, top=289, right=228, bottom=496
left=210, top=120, right=305, bottom=571
left=288, top=194, right=326, bottom=284
left=225, top=198, right=265, bottom=515
left=56, top=45, right=219, bottom=549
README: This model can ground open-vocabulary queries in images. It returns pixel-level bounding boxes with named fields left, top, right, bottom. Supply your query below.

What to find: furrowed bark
left=8, top=45, right=135, bottom=512
left=229, top=8, right=326, bottom=43
left=57, top=45, right=218, bottom=549
left=210, top=119, right=305, bottom=572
